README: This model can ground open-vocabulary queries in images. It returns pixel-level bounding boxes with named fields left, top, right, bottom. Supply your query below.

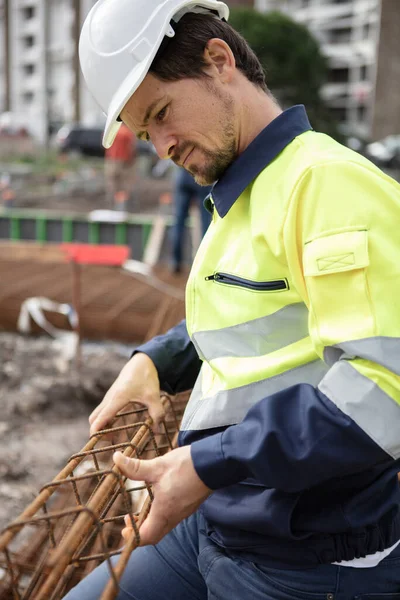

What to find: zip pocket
left=205, top=272, right=289, bottom=291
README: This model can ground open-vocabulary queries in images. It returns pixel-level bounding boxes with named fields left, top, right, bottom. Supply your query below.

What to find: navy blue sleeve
left=190, top=383, right=393, bottom=492
left=133, top=320, right=202, bottom=394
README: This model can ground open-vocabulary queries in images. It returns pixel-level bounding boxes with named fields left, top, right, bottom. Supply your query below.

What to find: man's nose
left=151, top=130, right=177, bottom=160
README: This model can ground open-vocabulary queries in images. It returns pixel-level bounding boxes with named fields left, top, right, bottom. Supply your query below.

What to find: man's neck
left=237, top=87, right=282, bottom=155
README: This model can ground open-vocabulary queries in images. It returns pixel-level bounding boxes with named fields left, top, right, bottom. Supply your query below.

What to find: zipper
left=205, top=272, right=288, bottom=291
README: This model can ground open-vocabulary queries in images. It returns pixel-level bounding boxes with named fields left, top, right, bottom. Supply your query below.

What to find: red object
left=105, top=124, right=136, bottom=162
left=60, top=243, right=130, bottom=266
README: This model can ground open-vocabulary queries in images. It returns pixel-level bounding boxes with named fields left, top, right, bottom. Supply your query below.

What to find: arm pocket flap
left=304, top=229, right=369, bottom=277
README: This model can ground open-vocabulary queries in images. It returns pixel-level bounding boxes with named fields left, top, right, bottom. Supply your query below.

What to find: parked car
left=365, top=134, right=400, bottom=169
left=55, top=125, right=105, bottom=157
left=55, top=124, right=158, bottom=159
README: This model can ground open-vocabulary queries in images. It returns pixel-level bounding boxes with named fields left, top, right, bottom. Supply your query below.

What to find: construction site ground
left=0, top=331, right=129, bottom=532
left=2, top=156, right=174, bottom=216
left=0, top=252, right=187, bottom=534
left=0, top=159, right=186, bottom=541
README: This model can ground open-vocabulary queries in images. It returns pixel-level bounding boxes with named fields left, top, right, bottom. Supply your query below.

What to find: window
left=330, top=27, right=352, bottom=44
left=328, top=68, right=350, bottom=83
left=358, top=105, right=367, bottom=121
left=23, top=35, right=35, bottom=48
left=22, top=91, right=34, bottom=104
left=22, top=6, right=36, bottom=20
left=360, top=65, right=368, bottom=81
left=23, top=63, right=35, bottom=76
left=329, top=106, right=347, bottom=122
left=363, top=23, right=371, bottom=38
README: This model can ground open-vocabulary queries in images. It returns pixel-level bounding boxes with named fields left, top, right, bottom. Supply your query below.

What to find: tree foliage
left=228, top=7, right=339, bottom=138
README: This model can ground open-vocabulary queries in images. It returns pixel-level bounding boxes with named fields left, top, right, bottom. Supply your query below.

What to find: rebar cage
left=0, top=392, right=189, bottom=600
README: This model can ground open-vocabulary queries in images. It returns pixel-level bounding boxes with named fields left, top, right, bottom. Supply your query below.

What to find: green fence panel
left=62, top=218, right=73, bottom=242
left=36, top=217, right=47, bottom=243
left=115, top=222, right=127, bottom=245
left=142, top=223, right=151, bottom=253
left=10, top=216, right=20, bottom=241
left=89, top=221, right=100, bottom=244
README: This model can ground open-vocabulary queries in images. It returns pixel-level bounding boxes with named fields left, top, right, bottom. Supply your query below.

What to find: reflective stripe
left=324, top=337, right=400, bottom=375
left=318, top=360, right=400, bottom=458
left=191, top=303, right=309, bottom=362
left=181, top=359, right=328, bottom=431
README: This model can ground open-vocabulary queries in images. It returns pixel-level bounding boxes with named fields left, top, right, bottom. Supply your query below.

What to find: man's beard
left=188, top=131, right=237, bottom=185
left=172, top=94, right=237, bottom=185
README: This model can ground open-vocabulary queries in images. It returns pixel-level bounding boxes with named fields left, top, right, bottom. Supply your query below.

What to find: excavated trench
left=0, top=332, right=128, bottom=530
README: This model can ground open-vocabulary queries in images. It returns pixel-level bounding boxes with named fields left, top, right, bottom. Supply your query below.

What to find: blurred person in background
left=104, top=123, right=137, bottom=211
left=171, top=166, right=212, bottom=273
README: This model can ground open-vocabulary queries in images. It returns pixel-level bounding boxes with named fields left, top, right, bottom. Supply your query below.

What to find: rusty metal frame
left=0, top=392, right=189, bottom=600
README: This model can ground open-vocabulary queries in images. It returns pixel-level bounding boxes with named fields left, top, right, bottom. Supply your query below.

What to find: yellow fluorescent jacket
left=182, top=129, right=400, bottom=461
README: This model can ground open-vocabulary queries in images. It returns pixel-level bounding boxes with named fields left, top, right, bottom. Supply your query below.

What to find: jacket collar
left=207, top=105, right=312, bottom=218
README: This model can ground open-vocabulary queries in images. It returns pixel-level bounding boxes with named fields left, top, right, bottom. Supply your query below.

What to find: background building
left=255, top=0, right=400, bottom=141
left=0, top=0, right=104, bottom=145
left=0, top=0, right=398, bottom=144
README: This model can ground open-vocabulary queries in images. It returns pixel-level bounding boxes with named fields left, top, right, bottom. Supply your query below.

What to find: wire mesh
left=0, top=391, right=189, bottom=600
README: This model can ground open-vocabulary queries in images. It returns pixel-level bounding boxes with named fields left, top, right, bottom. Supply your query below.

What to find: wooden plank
left=144, top=296, right=174, bottom=342
left=0, top=242, right=65, bottom=263
left=105, top=286, right=150, bottom=321
left=142, top=215, right=167, bottom=267
left=0, top=256, right=186, bottom=343
left=0, top=265, right=62, bottom=302
left=80, top=278, right=118, bottom=308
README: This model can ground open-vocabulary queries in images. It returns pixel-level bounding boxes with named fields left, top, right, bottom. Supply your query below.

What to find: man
left=68, top=0, right=400, bottom=597
left=104, top=122, right=136, bottom=211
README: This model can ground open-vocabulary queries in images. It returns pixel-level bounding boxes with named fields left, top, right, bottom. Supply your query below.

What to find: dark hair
left=150, top=12, right=268, bottom=93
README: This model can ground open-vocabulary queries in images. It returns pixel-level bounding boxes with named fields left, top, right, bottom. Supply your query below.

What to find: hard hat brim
left=102, top=58, right=150, bottom=148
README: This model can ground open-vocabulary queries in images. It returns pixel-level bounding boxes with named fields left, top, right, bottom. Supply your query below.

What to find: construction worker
left=104, top=122, right=136, bottom=211
left=69, top=0, right=400, bottom=597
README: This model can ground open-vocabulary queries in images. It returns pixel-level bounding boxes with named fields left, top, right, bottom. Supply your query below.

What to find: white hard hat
left=79, top=0, right=229, bottom=148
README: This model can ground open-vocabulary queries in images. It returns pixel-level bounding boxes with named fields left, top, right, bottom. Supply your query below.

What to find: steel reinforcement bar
left=0, top=392, right=189, bottom=600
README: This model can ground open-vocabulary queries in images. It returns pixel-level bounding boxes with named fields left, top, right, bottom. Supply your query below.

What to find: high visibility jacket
left=183, top=128, right=400, bottom=440
left=137, top=106, right=400, bottom=567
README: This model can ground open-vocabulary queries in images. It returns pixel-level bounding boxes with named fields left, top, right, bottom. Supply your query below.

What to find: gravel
left=0, top=332, right=129, bottom=530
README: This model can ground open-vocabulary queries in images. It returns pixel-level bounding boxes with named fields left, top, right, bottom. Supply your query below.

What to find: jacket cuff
left=190, top=431, right=248, bottom=490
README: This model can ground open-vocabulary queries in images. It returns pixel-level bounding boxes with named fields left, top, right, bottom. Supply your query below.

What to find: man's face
left=120, top=73, right=238, bottom=185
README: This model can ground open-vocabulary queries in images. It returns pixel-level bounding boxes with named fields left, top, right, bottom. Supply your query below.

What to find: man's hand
left=89, top=353, right=164, bottom=435
left=113, top=446, right=212, bottom=545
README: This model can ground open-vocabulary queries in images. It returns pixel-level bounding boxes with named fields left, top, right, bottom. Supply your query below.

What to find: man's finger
left=124, top=514, right=138, bottom=527
left=90, top=399, right=125, bottom=435
left=90, top=410, right=113, bottom=435
left=113, top=452, right=159, bottom=483
left=89, top=401, right=105, bottom=426
left=121, top=526, right=134, bottom=542
left=137, top=506, right=172, bottom=546
left=145, top=401, right=166, bottom=429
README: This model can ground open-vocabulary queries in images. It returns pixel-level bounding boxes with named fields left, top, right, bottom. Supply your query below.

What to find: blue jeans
left=63, top=512, right=400, bottom=600
left=171, top=168, right=212, bottom=269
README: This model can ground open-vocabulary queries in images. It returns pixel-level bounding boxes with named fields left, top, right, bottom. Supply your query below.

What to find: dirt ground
left=14, top=177, right=174, bottom=215
left=0, top=332, right=129, bottom=531
left=8, top=161, right=174, bottom=216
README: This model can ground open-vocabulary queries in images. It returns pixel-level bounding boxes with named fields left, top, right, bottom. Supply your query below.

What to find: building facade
left=1, top=0, right=398, bottom=144
left=255, top=0, right=399, bottom=141
left=0, top=0, right=104, bottom=145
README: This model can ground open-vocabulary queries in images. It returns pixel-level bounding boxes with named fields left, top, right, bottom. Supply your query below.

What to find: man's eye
left=156, top=107, right=167, bottom=122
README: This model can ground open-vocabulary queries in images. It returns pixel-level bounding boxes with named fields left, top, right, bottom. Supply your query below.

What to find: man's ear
left=203, top=38, right=235, bottom=82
